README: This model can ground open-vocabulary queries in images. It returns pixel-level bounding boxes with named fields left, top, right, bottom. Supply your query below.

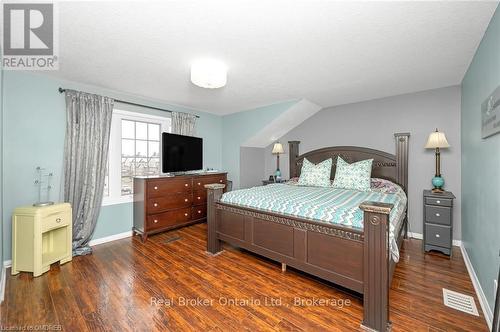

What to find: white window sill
left=102, top=195, right=133, bottom=206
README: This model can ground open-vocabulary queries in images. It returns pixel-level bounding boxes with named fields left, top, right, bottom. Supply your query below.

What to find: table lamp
left=272, top=142, right=285, bottom=181
left=425, top=129, right=450, bottom=193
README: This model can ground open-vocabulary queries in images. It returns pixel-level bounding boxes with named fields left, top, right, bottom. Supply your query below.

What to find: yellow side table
left=12, top=203, right=72, bottom=277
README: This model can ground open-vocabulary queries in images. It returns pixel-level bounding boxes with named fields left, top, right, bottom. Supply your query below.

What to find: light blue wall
left=221, top=100, right=297, bottom=189
left=461, top=6, right=500, bottom=313
left=93, top=202, right=133, bottom=239
left=2, top=71, right=222, bottom=259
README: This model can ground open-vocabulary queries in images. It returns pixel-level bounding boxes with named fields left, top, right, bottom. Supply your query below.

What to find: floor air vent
left=442, top=288, right=479, bottom=316
left=163, top=235, right=181, bottom=244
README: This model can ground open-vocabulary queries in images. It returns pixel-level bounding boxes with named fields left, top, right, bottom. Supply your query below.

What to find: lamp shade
left=191, top=59, right=227, bottom=89
left=272, top=142, right=284, bottom=154
left=425, top=129, right=450, bottom=149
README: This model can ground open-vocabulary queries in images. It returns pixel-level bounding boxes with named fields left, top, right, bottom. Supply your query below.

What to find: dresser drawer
left=193, top=175, right=226, bottom=191
left=147, top=193, right=192, bottom=213
left=425, top=197, right=452, bottom=207
left=192, top=206, right=207, bottom=220
left=192, top=190, right=207, bottom=206
left=147, top=208, right=191, bottom=231
left=425, top=224, right=451, bottom=248
left=148, top=178, right=192, bottom=198
left=425, top=205, right=451, bottom=225
left=42, top=211, right=70, bottom=233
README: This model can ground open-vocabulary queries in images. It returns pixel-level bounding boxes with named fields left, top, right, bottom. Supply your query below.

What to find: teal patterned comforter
left=220, top=183, right=407, bottom=261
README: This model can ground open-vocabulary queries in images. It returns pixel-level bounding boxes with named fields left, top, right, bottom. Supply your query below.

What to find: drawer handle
left=185, top=183, right=189, bottom=187
left=197, top=196, right=201, bottom=200
left=184, top=198, right=188, bottom=202
left=219, top=180, right=223, bottom=183
left=436, top=213, right=440, bottom=217
left=198, top=210, right=202, bottom=214
left=184, top=213, right=188, bottom=217
left=154, top=219, right=158, bottom=223
left=435, top=234, right=440, bottom=238
left=198, top=182, right=201, bottom=185
left=56, top=218, right=62, bottom=223
left=436, top=200, right=441, bottom=204
left=154, top=186, right=158, bottom=190
left=154, top=203, right=158, bottom=207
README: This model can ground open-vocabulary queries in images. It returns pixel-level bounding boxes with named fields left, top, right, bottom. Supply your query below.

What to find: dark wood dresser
left=133, top=172, right=227, bottom=241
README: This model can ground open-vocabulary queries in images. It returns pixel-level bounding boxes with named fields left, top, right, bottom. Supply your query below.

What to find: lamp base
left=431, top=176, right=445, bottom=193
left=275, top=168, right=282, bottom=181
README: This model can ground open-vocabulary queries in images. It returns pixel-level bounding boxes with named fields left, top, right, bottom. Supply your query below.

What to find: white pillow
left=332, top=157, right=373, bottom=191
left=298, top=158, right=332, bottom=187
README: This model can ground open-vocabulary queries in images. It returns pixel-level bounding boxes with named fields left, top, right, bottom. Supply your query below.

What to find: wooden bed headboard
left=288, top=133, right=410, bottom=192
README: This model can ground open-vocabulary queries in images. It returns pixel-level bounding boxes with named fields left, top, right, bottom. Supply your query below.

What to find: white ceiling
left=46, top=1, right=498, bottom=115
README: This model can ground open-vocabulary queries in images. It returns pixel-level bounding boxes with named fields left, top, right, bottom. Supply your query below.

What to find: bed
left=205, top=133, right=410, bottom=332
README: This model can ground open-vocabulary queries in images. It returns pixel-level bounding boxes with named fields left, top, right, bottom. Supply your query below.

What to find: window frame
left=102, top=109, right=170, bottom=206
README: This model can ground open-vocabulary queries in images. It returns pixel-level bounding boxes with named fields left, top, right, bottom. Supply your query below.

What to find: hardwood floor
left=1, top=223, right=488, bottom=331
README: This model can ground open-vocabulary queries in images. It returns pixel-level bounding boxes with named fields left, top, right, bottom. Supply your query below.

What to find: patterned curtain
left=171, top=111, right=197, bottom=136
left=63, top=90, right=113, bottom=256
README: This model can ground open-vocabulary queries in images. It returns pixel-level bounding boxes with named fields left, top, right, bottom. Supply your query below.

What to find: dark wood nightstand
left=262, top=179, right=286, bottom=185
left=423, top=189, right=456, bottom=256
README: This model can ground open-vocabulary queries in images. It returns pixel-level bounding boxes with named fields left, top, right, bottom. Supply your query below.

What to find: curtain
left=171, top=111, right=197, bottom=136
left=63, top=90, right=113, bottom=256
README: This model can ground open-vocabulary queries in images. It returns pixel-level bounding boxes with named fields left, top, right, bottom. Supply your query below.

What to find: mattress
left=220, top=183, right=407, bottom=262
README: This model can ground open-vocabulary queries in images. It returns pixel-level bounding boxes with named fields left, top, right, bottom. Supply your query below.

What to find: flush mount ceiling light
left=190, top=59, right=227, bottom=89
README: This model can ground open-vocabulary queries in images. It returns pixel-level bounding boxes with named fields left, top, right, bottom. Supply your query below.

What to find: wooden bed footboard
left=206, top=185, right=394, bottom=332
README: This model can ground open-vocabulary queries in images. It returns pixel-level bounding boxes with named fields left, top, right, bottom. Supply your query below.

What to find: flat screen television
left=162, top=133, right=203, bottom=173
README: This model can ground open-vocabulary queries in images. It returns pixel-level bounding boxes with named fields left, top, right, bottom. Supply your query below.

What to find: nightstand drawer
left=425, top=197, right=452, bottom=207
left=425, top=205, right=451, bottom=225
left=425, top=224, right=451, bottom=247
left=42, top=211, right=70, bottom=233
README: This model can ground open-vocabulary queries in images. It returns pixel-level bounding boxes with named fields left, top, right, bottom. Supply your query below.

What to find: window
left=103, top=109, right=171, bottom=206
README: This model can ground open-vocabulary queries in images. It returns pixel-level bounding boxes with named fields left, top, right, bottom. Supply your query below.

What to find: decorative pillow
left=287, top=177, right=337, bottom=186
left=332, top=157, right=373, bottom=191
left=370, top=178, right=400, bottom=194
left=298, top=158, right=332, bottom=187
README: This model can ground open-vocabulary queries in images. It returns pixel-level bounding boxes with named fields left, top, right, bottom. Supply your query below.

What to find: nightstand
left=262, top=179, right=286, bottom=185
left=423, top=190, right=455, bottom=256
left=12, top=203, right=73, bottom=277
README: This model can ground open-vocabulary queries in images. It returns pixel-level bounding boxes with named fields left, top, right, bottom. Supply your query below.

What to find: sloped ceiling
left=242, top=99, right=322, bottom=148
left=44, top=1, right=498, bottom=115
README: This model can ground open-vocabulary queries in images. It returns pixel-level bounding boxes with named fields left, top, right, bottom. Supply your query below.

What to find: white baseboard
left=408, top=232, right=462, bottom=247
left=88, top=230, right=133, bottom=247
left=460, top=244, right=493, bottom=330
left=0, top=264, right=6, bottom=303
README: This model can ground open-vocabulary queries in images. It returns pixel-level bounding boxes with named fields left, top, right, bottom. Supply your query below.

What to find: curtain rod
left=58, top=87, right=200, bottom=118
